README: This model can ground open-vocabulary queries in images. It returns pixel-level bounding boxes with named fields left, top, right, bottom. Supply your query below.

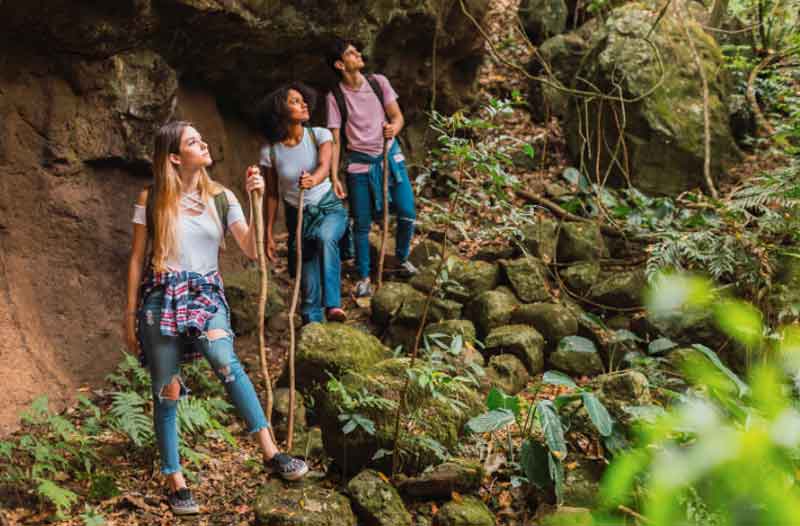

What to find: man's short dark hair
left=255, top=82, right=318, bottom=144
left=326, top=37, right=356, bottom=75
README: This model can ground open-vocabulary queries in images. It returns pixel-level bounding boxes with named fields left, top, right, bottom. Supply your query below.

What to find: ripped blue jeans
left=138, top=288, right=268, bottom=475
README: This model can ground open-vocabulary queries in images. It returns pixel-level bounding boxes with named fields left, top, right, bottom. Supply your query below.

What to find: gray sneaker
left=353, top=277, right=372, bottom=298
left=168, top=488, right=200, bottom=515
left=265, top=453, right=309, bottom=481
left=398, top=260, right=419, bottom=277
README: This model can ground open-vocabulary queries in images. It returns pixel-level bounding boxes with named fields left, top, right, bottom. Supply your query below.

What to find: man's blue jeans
left=284, top=202, right=347, bottom=322
left=347, top=163, right=416, bottom=280
left=138, top=288, right=269, bottom=475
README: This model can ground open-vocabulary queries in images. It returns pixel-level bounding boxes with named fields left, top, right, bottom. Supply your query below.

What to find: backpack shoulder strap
left=330, top=85, right=348, bottom=152
left=306, top=125, right=318, bottom=150
left=366, top=74, right=386, bottom=113
left=213, top=190, right=230, bottom=234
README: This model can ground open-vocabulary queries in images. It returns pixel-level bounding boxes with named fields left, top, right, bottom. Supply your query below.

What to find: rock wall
left=0, top=0, right=489, bottom=434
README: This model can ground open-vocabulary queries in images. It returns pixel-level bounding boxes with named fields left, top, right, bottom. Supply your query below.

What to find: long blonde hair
left=151, top=121, right=223, bottom=272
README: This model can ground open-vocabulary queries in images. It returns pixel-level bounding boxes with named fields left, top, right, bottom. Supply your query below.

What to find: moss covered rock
left=397, top=458, right=484, bottom=499
left=225, top=268, right=285, bottom=336
left=424, top=320, right=478, bottom=347
left=502, top=257, right=551, bottom=303
left=254, top=478, right=356, bottom=526
left=485, top=324, right=545, bottom=375
left=272, top=388, right=307, bottom=442
left=319, top=358, right=484, bottom=475
left=550, top=336, right=604, bottom=375
left=589, top=268, right=646, bottom=308
left=520, top=0, right=568, bottom=44
left=557, top=222, right=608, bottom=263
left=466, top=289, right=519, bottom=337
left=512, top=303, right=578, bottom=348
left=537, top=507, right=595, bottom=526
left=453, top=260, right=501, bottom=299
left=373, top=282, right=421, bottom=326
left=295, top=323, right=392, bottom=391
left=561, top=262, right=601, bottom=294
left=486, top=353, right=530, bottom=395
left=347, top=469, right=412, bottom=526
left=558, top=4, right=740, bottom=195
left=433, top=496, right=495, bottom=526
left=520, top=217, right=559, bottom=264
left=409, top=239, right=443, bottom=269
left=289, top=426, right=325, bottom=460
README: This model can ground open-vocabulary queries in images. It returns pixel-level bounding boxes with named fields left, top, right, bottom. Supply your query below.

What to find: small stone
left=549, top=336, right=604, bottom=375
left=433, top=495, right=495, bottom=526
left=486, top=354, right=530, bottom=395
left=501, top=257, right=551, bottom=303
left=465, top=289, right=519, bottom=337
left=589, top=268, right=646, bottom=308
left=520, top=217, right=558, bottom=264
left=347, top=469, right=412, bottom=526
left=484, top=325, right=545, bottom=375
left=254, top=479, right=356, bottom=526
left=512, top=303, right=578, bottom=348
left=397, top=459, right=484, bottom=499
left=409, top=239, right=443, bottom=269
left=557, top=222, right=608, bottom=262
left=561, top=262, right=601, bottom=293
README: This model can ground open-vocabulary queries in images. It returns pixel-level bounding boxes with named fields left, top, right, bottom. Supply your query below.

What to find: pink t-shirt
left=326, top=74, right=398, bottom=172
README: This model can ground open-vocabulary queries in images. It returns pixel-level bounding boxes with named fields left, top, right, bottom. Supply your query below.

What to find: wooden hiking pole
left=377, top=138, right=391, bottom=290
left=249, top=166, right=275, bottom=439
left=286, top=187, right=305, bottom=451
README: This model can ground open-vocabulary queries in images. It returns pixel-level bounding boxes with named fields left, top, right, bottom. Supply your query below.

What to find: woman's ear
left=168, top=152, right=181, bottom=166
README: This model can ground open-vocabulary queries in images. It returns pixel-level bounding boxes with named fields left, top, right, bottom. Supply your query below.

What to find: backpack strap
left=366, top=74, right=386, bottom=111
left=213, top=190, right=230, bottom=235
left=331, top=84, right=349, bottom=152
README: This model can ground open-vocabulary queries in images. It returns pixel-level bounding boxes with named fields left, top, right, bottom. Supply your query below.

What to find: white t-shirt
left=131, top=189, right=245, bottom=274
left=259, top=127, right=333, bottom=207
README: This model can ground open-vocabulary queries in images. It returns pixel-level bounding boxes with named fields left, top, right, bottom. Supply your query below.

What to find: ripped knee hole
left=159, top=377, right=181, bottom=401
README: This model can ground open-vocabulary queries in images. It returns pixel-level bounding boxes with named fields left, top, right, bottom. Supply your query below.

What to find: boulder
left=347, top=469, right=412, bottom=526
left=319, top=358, right=483, bottom=475
left=373, top=282, right=421, bottom=326
left=225, top=268, right=285, bottom=336
left=557, top=4, right=741, bottom=194
left=433, top=496, right=495, bottom=526
left=537, top=507, right=594, bottom=526
left=557, top=223, right=608, bottom=263
left=397, top=458, right=484, bottom=499
left=294, top=323, right=393, bottom=391
left=424, top=320, right=478, bottom=347
left=501, top=257, right=551, bottom=303
left=549, top=336, right=604, bottom=376
left=520, top=217, right=559, bottom=263
left=409, top=239, right=443, bottom=269
left=512, top=303, right=578, bottom=348
left=485, top=325, right=545, bottom=375
left=466, top=289, right=519, bottom=337
left=519, top=0, right=568, bottom=44
left=562, top=459, right=604, bottom=508
left=486, top=354, right=530, bottom=395
left=254, top=478, right=356, bottom=526
left=597, top=370, right=652, bottom=425
left=589, top=269, right=646, bottom=308
left=453, top=260, right=501, bottom=299
left=475, top=242, right=516, bottom=262
left=560, top=262, right=601, bottom=294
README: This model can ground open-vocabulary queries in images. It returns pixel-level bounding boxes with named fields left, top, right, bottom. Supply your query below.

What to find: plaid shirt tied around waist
left=138, top=269, right=229, bottom=364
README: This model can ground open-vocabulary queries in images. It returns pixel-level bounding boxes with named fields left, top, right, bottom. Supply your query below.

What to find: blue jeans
left=347, top=162, right=416, bottom=280
left=285, top=202, right=347, bottom=322
left=138, top=288, right=268, bottom=475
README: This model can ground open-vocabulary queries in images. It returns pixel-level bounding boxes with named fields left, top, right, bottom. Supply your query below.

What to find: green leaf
left=563, top=167, right=590, bottom=192
left=648, top=337, right=678, bottom=355
left=557, top=336, right=598, bottom=354
left=36, top=478, right=78, bottom=514
left=691, top=344, right=750, bottom=397
left=714, top=299, right=763, bottom=348
left=549, top=454, right=565, bottom=505
left=581, top=392, right=613, bottom=436
left=522, top=143, right=536, bottom=159
left=537, top=400, right=567, bottom=459
left=520, top=439, right=551, bottom=489
left=542, top=370, right=577, bottom=389
left=486, top=388, right=520, bottom=417
left=622, top=404, right=667, bottom=423
left=341, top=417, right=358, bottom=435
left=466, top=409, right=515, bottom=434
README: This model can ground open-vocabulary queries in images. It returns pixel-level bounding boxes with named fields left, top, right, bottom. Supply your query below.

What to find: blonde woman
left=124, top=121, right=307, bottom=516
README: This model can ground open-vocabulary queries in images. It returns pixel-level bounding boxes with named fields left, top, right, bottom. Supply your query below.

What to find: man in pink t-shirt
left=326, top=38, right=418, bottom=298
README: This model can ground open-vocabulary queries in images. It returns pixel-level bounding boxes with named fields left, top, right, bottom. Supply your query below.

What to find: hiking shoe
left=326, top=307, right=347, bottom=322
left=353, top=277, right=372, bottom=298
left=265, top=453, right=309, bottom=481
left=168, top=488, right=200, bottom=515
left=397, top=259, right=419, bottom=278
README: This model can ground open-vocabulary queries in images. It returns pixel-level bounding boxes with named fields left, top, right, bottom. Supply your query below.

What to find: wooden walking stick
left=286, top=186, right=306, bottom=451
left=250, top=166, right=276, bottom=438
left=377, top=138, right=391, bottom=290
